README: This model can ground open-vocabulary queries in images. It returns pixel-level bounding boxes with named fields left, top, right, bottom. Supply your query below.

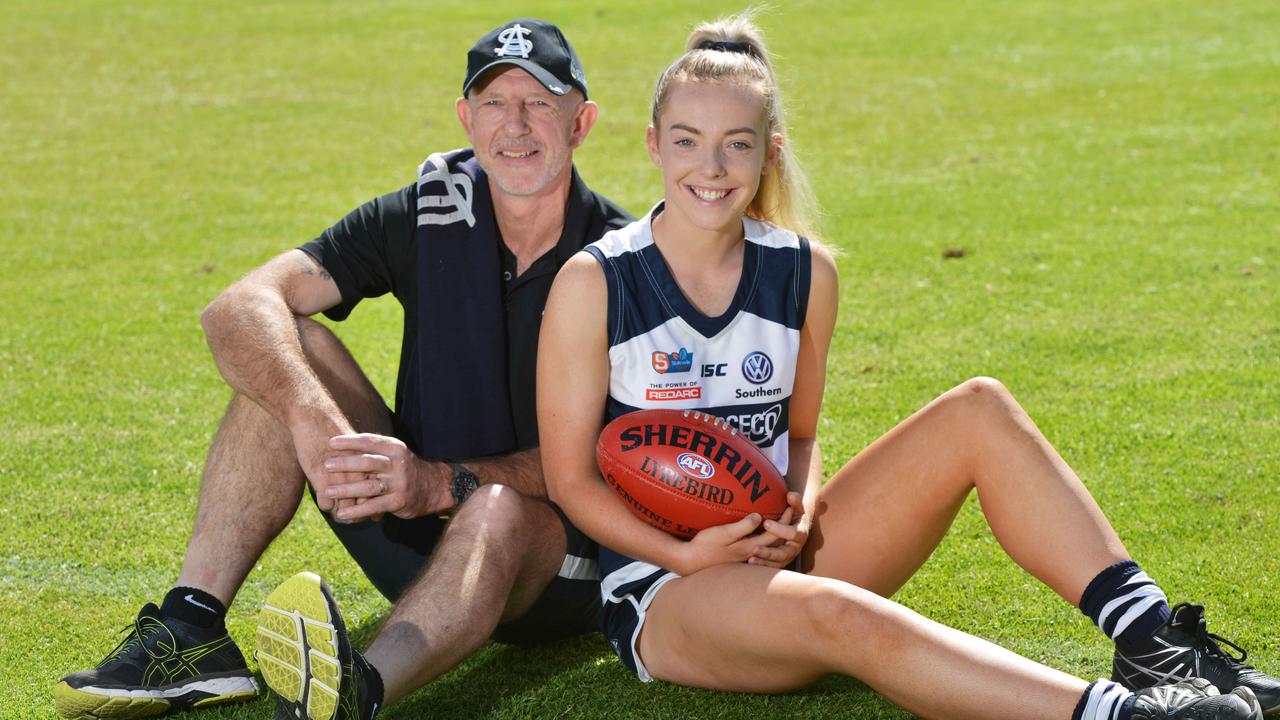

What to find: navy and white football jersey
left=584, top=204, right=811, bottom=681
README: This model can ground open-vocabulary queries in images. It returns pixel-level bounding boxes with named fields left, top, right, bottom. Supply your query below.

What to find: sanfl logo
left=494, top=24, right=533, bottom=59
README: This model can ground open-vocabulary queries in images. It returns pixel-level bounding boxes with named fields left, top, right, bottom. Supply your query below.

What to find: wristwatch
left=450, top=462, right=478, bottom=505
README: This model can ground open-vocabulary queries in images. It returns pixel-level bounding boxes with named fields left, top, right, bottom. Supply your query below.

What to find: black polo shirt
left=300, top=165, right=632, bottom=453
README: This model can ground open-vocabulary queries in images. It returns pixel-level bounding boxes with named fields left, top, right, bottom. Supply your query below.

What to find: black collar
left=554, top=166, right=596, bottom=265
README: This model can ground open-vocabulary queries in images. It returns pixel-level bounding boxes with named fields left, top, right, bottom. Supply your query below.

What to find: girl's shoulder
left=743, top=217, right=806, bottom=250
left=587, top=207, right=658, bottom=260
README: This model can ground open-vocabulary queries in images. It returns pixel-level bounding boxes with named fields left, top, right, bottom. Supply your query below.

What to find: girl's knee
left=796, top=580, right=886, bottom=645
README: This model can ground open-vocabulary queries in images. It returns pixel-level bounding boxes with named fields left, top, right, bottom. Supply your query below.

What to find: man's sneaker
left=1114, top=603, right=1280, bottom=716
left=1131, top=679, right=1263, bottom=720
left=257, top=572, right=380, bottom=720
left=52, top=603, right=260, bottom=718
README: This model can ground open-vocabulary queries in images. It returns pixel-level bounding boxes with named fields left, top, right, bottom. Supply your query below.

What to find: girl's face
left=647, top=80, right=780, bottom=237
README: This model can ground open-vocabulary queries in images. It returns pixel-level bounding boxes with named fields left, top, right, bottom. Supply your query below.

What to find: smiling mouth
left=689, top=185, right=731, bottom=202
left=498, top=149, right=538, bottom=159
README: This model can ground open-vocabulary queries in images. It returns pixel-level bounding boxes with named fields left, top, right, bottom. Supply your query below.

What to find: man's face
left=457, top=67, right=595, bottom=198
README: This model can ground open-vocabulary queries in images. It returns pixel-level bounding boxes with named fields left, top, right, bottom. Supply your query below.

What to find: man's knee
left=451, top=485, right=547, bottom=537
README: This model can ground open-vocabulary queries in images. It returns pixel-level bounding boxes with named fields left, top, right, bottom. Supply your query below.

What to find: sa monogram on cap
left=494, top=24, right=533, bottom=59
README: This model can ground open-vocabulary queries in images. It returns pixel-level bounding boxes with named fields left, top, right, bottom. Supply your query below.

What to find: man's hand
left=749, top=491, right=810, bottom=569
left=289, top=422, right=355, bottom=515
left=321, top=433, right=454, bottom=522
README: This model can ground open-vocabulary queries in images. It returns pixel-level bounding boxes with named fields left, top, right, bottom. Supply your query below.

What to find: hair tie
left=698, top=40, right=750, bottom=55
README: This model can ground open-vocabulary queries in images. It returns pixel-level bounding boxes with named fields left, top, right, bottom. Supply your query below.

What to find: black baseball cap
left=462, top=18, right=588, bottom=100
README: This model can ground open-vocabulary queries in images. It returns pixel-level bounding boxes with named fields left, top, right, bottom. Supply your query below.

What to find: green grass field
left=3, top=1, right=1277, bottom=718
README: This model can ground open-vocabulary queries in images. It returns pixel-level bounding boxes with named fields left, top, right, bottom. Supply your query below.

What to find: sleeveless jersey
left=585, top=206, right=811, bottom=472
left=584, top=205, right=812, bottom=681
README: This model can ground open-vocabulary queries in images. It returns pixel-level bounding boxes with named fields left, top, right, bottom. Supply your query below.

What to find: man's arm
left=200, top=249, right=352, bottom=511
left=456, top=447, right=545, bottom=497
left=323, top=442, right=551, bottom=523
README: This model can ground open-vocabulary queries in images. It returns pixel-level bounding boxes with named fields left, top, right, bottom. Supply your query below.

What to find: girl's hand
left=676, top=512, right=776, bottom=576
left=749, top=492, right=809, bottom=569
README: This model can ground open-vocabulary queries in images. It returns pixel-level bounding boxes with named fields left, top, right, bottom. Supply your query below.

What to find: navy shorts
left=313, top=425, right=601, bottom=645
left=598, top=550, right=804, bottom=681
left=598, top=547, right=680, bottom=682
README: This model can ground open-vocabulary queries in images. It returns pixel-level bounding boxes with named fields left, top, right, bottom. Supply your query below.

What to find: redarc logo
left=741, top=351, right=773, bottom=384
left=652, top=348, right=693, bottom=374
left=645, top=387, right=702, bottom=401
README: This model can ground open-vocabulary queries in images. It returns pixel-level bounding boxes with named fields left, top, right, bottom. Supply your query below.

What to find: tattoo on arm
left=297, top=254, right=332, bottom=281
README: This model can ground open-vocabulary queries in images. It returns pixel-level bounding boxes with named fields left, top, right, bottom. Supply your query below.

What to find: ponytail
left=652, top=12, right=820, bottom=241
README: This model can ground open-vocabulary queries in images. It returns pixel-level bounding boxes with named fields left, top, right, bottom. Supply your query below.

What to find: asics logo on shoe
left=52, top=603, right=259, bottom=719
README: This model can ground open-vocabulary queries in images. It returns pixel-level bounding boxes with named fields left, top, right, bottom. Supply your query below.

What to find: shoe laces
left=100, top=612, right=179, bottom=667
left=1169, top=602, right=1252, bottom=669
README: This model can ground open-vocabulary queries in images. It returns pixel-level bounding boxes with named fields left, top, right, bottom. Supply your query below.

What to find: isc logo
left=676, top=452, right=716, bottom=479
left=700, top=363, right=726, bottom=377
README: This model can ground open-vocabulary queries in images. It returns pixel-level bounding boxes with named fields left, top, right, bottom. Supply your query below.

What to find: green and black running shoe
left=257, top=572, right=381, bottom=720
left=52, top=603, right=259, bottom=718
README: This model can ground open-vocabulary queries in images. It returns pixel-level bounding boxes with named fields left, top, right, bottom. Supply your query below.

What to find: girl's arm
left=538, top=253, right=776, bottom=577
left=754, top=243, right=840, bottom=567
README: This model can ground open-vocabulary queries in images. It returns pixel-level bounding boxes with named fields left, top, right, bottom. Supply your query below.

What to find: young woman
left=537, top=14, right=1276, bottom=720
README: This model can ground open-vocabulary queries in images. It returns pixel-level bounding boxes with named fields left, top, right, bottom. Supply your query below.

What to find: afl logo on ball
left=741, top=351, right=773, bottom=385
left=676, top=452, right=716, bottom=479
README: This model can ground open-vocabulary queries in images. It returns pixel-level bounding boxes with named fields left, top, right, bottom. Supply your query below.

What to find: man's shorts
left=312, top=416, right=600, bottom=644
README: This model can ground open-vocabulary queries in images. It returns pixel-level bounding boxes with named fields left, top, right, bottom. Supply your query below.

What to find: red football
left=596, top=408, right=788, bottom=540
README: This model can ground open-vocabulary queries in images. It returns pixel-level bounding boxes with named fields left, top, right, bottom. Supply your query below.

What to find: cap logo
left=494, top=24, right=533, bottom=59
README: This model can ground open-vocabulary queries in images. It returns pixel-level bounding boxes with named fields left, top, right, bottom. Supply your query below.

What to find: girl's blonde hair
left=651, top=12, right=820, bottom=240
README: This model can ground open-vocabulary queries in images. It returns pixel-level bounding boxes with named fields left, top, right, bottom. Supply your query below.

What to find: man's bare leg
left=177, top=316, right=392, bottom=607
left=364, top=485, right=568, bottom=705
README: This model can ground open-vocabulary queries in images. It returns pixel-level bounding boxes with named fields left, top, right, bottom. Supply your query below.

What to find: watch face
left=452, top=466, right=478, bottom=503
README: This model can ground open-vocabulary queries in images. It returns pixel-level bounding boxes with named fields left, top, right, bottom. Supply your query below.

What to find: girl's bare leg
left=639, top=564, right=1086, bottom=720
left=804, top=377, right=1129, bottom=602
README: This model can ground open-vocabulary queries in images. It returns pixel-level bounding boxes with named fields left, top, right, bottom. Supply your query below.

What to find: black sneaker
left=1114, top=603, right=1280, bottom=716
left=1131, top=679, right=1262, bottom=720
left=257, top=571, right=380, bottom=720
left=52, top=603, right=260, bottom=718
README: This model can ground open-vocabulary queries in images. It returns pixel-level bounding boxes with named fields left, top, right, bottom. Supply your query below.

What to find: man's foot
left=1131, top=679, right=1262, bottom=719
left=52, top=603, right=259, bottom=718
left=1114, top=603, right=1280, bottom=715
left=256, top=572, right=381, bottom=720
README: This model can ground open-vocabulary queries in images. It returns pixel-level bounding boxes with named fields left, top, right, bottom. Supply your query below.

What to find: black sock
left=160, top=586, right=228, bottom=630
left=358, top=652, right=386, bottom=717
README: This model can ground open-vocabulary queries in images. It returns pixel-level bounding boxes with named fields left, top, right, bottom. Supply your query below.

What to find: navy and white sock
left=1073, top=679, right=1137, bottom=720
left=160, top=586, right=228, bottom=630
left=1079, top=560, right=1171, bottom=646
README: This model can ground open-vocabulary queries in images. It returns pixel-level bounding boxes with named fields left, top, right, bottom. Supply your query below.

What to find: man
left=53, top=18, right=631, bottom=720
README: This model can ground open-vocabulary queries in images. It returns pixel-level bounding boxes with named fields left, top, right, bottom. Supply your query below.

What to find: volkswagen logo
left=741, top=351, right=773, bottom=385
